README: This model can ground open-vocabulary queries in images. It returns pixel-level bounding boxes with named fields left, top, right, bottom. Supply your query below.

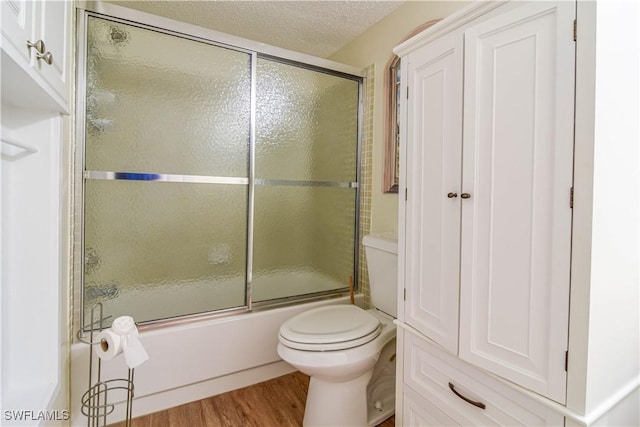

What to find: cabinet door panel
left=1, top=0, right=35, bottom=64
left=405, top=33, right=463, bottom=354
left=37, top=0, right=70, bottom=103
left=460, top=1, right=574, bottom=403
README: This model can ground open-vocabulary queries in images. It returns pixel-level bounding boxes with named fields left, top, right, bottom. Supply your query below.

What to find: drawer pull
left=448, top=382, right=486, bottom=410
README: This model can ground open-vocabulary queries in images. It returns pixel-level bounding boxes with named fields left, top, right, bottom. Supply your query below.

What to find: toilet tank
left=362, top=233, right=398, bottom=317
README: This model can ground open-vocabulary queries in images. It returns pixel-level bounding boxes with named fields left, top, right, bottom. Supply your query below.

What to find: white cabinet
left=458, top=2, right=575, bottom=403
left=36, top=0, right=71, bottom=101
left=1, top=0, right=71, bottom=419
left=1, top=0, right=71, bottom=112
left=403, top=386, right=459, bottom=427
left=401, top=330, right=564, bottom=426
left=404, top=31, right=463, bottom=355
left=397, top=1, right=578, bottom=424
left=396, top=1, right=640, bottom=425
left=1, top=0, right=37, bottom=64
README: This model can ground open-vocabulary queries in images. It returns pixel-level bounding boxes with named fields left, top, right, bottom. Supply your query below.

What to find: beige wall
left=330, top=1, right=469, bottom=234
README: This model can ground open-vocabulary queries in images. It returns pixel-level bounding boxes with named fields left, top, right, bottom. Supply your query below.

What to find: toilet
left=277, top=233, right=398, bottom=426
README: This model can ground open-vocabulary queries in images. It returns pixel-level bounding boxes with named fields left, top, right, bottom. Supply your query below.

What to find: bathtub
left=70, top=273, right=360, bottom=425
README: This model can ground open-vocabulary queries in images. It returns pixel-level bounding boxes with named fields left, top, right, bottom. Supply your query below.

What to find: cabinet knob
left=461, top=193, right=471, bottom=199
left=447, top=192, right=458, bottom=199
left=36, top=51, right=53, bottom=65
left=27, top=39, right=45, bottom=55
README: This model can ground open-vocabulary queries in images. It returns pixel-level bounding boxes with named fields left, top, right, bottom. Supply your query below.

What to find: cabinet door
left=1, top=0, right=70, bottom=111
left=1, top=0, right=35, bottom=64
left=404, top=32, right=463, bottom=354
left=459, top=1, right=575, bottom=403
left=35, top=0, right=70, bottom=103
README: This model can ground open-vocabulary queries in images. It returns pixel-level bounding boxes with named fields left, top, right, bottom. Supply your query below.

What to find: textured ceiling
left=108, top=1, right=405, bottom=58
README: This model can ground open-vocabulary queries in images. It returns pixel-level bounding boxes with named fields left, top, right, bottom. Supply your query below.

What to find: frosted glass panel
left=256, top=58, right=359, bottom=182
left=83, top=180, right=248, bottom=324
left=252, top=185, right=355, bottom=303
left=85, top=17, right=251, bottom=177
left=81, top=13, right=362, bottom=327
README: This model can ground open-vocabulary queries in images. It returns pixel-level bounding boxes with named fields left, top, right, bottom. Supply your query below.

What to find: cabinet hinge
left=573, top=19, right=577, bottom=41
left=405, top=188, right=408, bottom=201
left=403, top=288, right=407, bottom=301
left=570, top=187, right=574, bottom=208
left=565, top=351, right=569, bottom=372
left=406, top=86, right=409, bottom=99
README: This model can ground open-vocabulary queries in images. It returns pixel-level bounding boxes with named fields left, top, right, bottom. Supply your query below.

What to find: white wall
left=586, top=0, right=639, bottom=414
left=569, top=0, right=640, bottom=422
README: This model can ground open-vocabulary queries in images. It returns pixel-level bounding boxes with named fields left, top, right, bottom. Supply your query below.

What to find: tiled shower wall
left=358, top=64, right=375, bottom=308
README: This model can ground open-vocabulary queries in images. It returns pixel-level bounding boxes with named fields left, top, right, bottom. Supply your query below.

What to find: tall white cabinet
left=395, top=1, right=639, bottom=426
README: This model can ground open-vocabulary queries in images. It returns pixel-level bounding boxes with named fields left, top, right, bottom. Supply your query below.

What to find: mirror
left=382, top=19, right=441, bottom=194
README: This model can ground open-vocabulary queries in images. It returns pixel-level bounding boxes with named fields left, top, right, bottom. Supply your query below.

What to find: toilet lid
left=279, top=305, right=381, bottom=351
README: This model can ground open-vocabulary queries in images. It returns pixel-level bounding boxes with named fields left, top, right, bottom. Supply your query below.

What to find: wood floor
left=111, top=371, right=395, bottom=427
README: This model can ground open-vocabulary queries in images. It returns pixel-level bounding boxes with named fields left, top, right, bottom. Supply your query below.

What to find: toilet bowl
left=277, top=234, right=398, bottom=426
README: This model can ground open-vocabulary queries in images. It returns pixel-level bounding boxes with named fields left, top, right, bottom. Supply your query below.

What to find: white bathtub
left=70, top=279, right=360, bottom=425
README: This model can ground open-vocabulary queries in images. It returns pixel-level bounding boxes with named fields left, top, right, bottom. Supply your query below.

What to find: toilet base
left=367, top=338, right=396, bottom=426
left=303, top=369, right=374, bottom=426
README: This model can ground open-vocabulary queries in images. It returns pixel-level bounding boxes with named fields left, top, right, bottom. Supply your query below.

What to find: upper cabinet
left=397, top=0, right=575, bottom=419
left=1, top=0, right=71, bottom=112
left=403, top=30, right=463, bottom=356
left=459, top=2, right=575, bottom=403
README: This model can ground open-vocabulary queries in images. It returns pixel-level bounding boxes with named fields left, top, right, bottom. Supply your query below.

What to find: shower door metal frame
left=250, top=53, right=363, bottom=310
left=74, top=5, right=363, bottom=333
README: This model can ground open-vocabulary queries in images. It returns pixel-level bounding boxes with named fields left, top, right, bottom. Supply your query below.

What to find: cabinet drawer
left=403, top=385, right=459, bottom=426
left=404, top=332, right=563, bottom=426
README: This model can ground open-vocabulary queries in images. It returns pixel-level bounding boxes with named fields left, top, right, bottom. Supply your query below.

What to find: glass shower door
left=252, top=58, right=361, bottom=303
left=82, top=16, right=252, bottom=325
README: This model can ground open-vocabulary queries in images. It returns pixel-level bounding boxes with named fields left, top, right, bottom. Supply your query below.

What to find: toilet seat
left=279, top=305, right=381, bottom=351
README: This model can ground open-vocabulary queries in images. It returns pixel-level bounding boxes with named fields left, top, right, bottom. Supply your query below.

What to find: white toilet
left=277, top=233, right=398, bottom=426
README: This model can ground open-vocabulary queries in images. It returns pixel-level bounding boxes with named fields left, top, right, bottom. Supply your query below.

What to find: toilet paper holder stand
left=77, top=303, right=135, bottom=427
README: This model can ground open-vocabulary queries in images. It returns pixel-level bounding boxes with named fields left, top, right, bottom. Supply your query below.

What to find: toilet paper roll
left=94, top=329, right=123, bottom=361
left=111, top=316, right=149, bottom=369
left=92, top=316, right=149, bottom=368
